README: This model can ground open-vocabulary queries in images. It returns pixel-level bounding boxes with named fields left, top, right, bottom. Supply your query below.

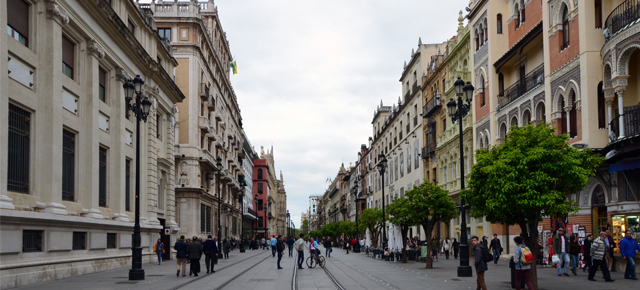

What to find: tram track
left=293, top=249, right=345, bottom=290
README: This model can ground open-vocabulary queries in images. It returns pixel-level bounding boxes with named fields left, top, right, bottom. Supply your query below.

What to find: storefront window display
left=611, top=215, right=640, bottom=256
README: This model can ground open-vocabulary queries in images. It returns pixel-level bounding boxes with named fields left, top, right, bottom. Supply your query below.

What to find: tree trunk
left=401, top=226, right=409, bottom=263
left=423, top=223, right=433, bottom=269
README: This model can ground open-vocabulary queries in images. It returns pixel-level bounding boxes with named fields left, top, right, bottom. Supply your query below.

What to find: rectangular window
left=158, top=28, right=171, bottom=41
left=201, top=204, right=206, bottom=232
left=62, top=129, right=75, bottom=201
left=125, top=158, right=131, bottom=211
left=258, top=199, right=263, bottom=211
left=206, top=206, right=212, bottom=232
left=62, top=36, right=74, bottom=79
left=258, top=183, right=263, bottom=194
left=156, top=114, right=162, bottom=140
left=8, top=104, right=31, bottom=193
left=22, top=230, right=43, bottom=252
left=7, top=0, right=29, bottom=46
left=128, top=19, right=135, bottom=35
left=72, top=232, right=86, bottom=250
left=107, top=233, right=117, bottom=249
left=99, top=147, right=107, bottom=207
left=258, top=217, right=264, bottom=228
left=99, top=68, right=106, bottom=102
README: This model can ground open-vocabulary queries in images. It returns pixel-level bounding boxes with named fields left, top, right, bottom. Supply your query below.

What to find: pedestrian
left=153, top=238, right=165, bottom=265
left=345, top=240, right=350, bottom=254
left=261, top=237, right=266, bottom=250
left=431, top=236, right=439, bottom=262
left=174, top=235, right=188, bottom=277
left=443, top=237, right=451, bottom=259
left=187, top=236, right=202, bottom=276
left=323, top=238, right=332, bottom=257
left=287, top=236, right=295, bottom=257
left=294, top=236, right=306, bottom=269
left=513, top=236, right=535, bottom=290
left=605, top=229, right=616, bottom=270
left=185, top=239, right=191, bottom=263
left=569, top=234, right=581, bottom=275
left=587, top=231, right=614, bottom=282
left=489, top=234, right=502, bottom=266
left=309, top=238, right=318, bottom=262
left=620, top=229, right=640, bottom=280
left=270, top=235, right=278, bottom=257
left=223, top=238, right=230, bottom=259
left=553, top=228, right=571, bottom=276
left=360, top=238, right=365, bottom=252
left=352, top=237, right=357, bottom=252
left=471, top=236, right=488, bottom=290
left=481, top=236, right=488, bottom=248
left=203, top=235, right=217, bottom=274
left=453, top=238, right=460, bottom=259
left=277, top=236, right=285, bottom=269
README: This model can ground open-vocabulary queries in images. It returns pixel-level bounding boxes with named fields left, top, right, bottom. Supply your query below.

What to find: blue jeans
left=289, top=246, right=293, bottom=256
left=157, top=252, right=162, bottom=263
left=297, top=251, right=304, bottom=268
left=361, top=245, right=365, bottom=252
left=492, top=249, right=500, bottom=264
left=271, top=245, right=276, bottom=256
left=557, top=252, right=570, bottom=274
left=326, top=247, right=331, bottom=257
left=625, top=256, right=637, bottom=279
left=570, top=254, right=579, bottom=274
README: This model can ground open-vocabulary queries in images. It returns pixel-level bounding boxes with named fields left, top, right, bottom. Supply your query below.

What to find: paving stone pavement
left=7, top=245, right=638, bottom=290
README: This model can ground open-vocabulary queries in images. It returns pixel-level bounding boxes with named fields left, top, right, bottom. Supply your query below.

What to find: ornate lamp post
left=446, top=77, right=474, bottom=278
left=123, top=75, right=152, bottom=281
left=216, top=156, right=223, bottom=241
left=286, top=210, right=290, bottom=237
left=376, top=153, right=388, bottom=248
left=239, top=178, right=246, bottom=252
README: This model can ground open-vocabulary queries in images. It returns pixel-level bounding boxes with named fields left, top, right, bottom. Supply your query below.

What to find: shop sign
left=609, top=159, right=640, bottom=173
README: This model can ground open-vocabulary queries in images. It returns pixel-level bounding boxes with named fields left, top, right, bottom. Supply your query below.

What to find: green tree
left=405, top=181, right=457, bottom=269
left=462, top=124, right=603, bottom=290
left=301, top=219, right=309, bottom=235
left=358, top=208, right=385, bottom=247
left=387, top=196, right=419, bottom=263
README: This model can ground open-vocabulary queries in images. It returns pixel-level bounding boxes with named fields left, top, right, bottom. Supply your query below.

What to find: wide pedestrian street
left=9, top=245, right=638, bottom=290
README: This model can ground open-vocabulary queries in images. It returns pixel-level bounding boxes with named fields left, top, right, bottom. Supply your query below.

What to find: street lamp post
left=216, top=157, right=223, bottom=241
left=351, top=176, right=364, bottom=241
left=254, top=194, right=258, bottom=239
left=446, top=77, right=474, bottom=278
left=376, top=153, right=388, bottom=248
left=123, top=75, right=152, bottom=281
left=286, top=210, right=290, bottom=237
left=239, top=179, right=246, bottom=252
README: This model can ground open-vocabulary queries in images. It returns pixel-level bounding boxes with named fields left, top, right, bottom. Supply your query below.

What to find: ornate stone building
left=1, top=0, right=184, bottom=287
left=257, top=146, right=287, bottom=237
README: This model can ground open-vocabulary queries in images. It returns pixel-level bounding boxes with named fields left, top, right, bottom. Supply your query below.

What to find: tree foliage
left=387, top=196, right=420, bottom=263
left=405, top=181, right=457, bottom=269
left=358, top=208, right=385, bottom=247
left=461, top=124, right=603, bottom=290
left=301, top=219, right=309, bottom=235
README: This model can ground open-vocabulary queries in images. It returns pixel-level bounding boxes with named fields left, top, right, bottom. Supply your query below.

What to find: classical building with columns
left=1, top=0, right=184, bottom=287
left=150, top=0, right=246, bottom=241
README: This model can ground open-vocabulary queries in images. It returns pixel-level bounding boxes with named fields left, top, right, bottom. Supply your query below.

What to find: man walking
left=582, top=234, right=593, bottom=272
left=588, top=231, right=614, bottom=282
left=489, top=234, right=502, bottom=266
left=323, top=238, right=332, bottom=257
left=471, top=236, right=488, bottom=290
left=620, top=230, right=640, bottom=280
left=276, top=236, right=285, bottom=269
left=294, top=236, right=305, bottom=269
left=203, top=235, right=218, bottom=274
left=261, top=237, right=266, bottom=250
left=174, top=235, right=188, bottom=277
left=270, top=235, right=278, bottom=257
left=360, top=238, right=365, bottom=252
left=187, top=236, right=203, bottom=276
left=287, top=236, right=295, bottom=257
left=553, top=228, right=571, bottom=276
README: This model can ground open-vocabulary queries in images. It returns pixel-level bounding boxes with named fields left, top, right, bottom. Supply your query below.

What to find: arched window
left=597, top=82, right=605, bottom=129
left=484, top=18, right=488, bottom=42
left=560, top=97, right=568, bottom=134
left=498, top=73, right=505, bottom=96
left=479, top=24, right=484, bottom=46
left=475, top=29, right=479, bottom=51
left=521, top=6, right=526, bottom=23
left=515, top=4, right=520, bottom=28
left=562, top=5, right=570, bottom=49
left=497, top=14, right=503, bottom=34
left=480, top=75, right=486, bottom=107
left=569, top=91, right=577, bottom=138
left=258, top=169, right=263, bottom=180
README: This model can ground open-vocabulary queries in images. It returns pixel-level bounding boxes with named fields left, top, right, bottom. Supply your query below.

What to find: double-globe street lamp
left=376, top=153, right=388, bottom=248
left=123, top=75, right=152, bottom=281
left=446, top=77, right=474, bottom=278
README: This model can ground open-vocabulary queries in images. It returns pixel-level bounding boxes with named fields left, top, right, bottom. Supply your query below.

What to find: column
left=615, top=88, right=625, bottom=138
left=604, top=88, right=615, bottom=136
left=565, top=106, right=572, bottom=137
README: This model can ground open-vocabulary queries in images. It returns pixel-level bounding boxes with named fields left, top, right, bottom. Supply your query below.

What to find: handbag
left=552, top=254, right=560, bottom=264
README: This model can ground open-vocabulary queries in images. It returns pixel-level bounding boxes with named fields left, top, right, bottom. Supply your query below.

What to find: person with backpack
left=514, top=236, right=535, bottom=290
left=471, top=236, right=488, bottom=290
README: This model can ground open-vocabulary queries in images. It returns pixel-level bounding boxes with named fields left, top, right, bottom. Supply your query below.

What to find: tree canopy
left=387, top=196, right=420, bottom=263
left=358, top=208, right=385, bottom=247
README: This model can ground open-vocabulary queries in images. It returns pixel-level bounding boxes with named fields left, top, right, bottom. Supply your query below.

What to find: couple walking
left=174, top=235, right=220, bottom=277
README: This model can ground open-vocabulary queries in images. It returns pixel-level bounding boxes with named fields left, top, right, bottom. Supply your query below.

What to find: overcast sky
left=214, top=0, right=469, bottom=229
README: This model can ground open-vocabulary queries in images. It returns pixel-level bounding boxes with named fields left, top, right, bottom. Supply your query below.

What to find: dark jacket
left=203, top=239, right=218, bottom=253
left=583, top=239, right=592, bottom=257
left=276, top=240, right=285, bottom=253
left=174, top=240, right=188, bottom=259
left=287, top=238, right=295, bottom=247
left=489, top=238, right=502, bottom=252
left=569, top=240, right=581, bottom=255
left=223, top=240, right=230, bottom=253
left=452, top=240, right=460, bottom=250
left=187, top=241, right=203, bottom=260
left=474, top=244, right=488, bottom=272
left=553, top=233, right=571, bottom=254
left=323, top=239, right=331, bottom=248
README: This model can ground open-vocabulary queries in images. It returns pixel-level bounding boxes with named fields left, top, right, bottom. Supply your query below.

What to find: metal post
left=217, top=168, right=222, bottom=241
left=381, top=167, right=386, bottom=248
left=457, top=95, right=472, bottom=277
left=129, top=93, right=144, bottom=281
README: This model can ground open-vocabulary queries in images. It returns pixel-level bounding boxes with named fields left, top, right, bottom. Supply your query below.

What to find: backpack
left=480, top=245, right=494, bottom=263
left=519, top=246, right=534, bottom=264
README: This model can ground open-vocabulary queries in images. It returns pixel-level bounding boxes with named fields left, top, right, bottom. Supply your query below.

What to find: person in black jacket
left=452, top=238, right=460, bottom=259
left=489, top=234, right=502, bottom=266
left=287, top=236, right=295, bottom=257
left=324, top=238, right=332, bottom=257
left=174, top=235, right=188, bottom=277
left=187, top=237, right=203, bottom=276
left=472, top=236, right=488, bottom=290
left=582, top=234, right=592, bottom=272
left=276, top=236, right=286, bottom=269
left=203, top=235, right=218, bottom=274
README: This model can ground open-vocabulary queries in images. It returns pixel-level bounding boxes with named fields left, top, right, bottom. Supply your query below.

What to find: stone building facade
left=1, top=0, right=184, bottom=287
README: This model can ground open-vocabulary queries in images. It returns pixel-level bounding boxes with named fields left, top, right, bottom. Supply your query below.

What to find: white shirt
left=561, top=236, right=566, bottom=253
left=360, top=239, right=365, bottom=246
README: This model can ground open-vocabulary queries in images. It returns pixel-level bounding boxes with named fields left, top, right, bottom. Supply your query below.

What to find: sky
left=213, top=0, right=470, bottom=229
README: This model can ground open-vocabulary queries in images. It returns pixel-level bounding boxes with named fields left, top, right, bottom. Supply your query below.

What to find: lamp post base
left=129, top=269, right=145, bottom=280
left=457, top=265, right=473, bottom=277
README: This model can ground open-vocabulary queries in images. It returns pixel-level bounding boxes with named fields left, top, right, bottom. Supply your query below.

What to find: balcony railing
left=404, top=90, right=410, bottom=101
left=605, top=0, right=640, bottom=36
left=498, top=64, right=544, bottom=109
left=422, top=96, right=441, bottom=118
left=609, top=108, right=640, bottom=142
left=426, top=142, right=435, bottom=155
left=199, top=83, right=209, bottom=99
left=421, top=147, right=428, bottom=159
left=247, top=208, right=258, bottom=217
left=412, top=82, right=418, bottom=95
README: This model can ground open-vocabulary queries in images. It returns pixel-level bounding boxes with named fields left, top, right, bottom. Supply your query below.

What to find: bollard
left=509, top=256, right=525, bottom=289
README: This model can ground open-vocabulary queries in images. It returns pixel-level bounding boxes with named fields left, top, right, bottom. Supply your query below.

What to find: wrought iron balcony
left=498, top=64, right=544, bottom=109
left=421, top=147, right=428, bottom=159
left=412, top=82, right=418, bottom=95
left=605, top=0, right=640, bottom=37
left=422, top=96, right=441, bottom=118
left=609, top=108, right=640, bottom=142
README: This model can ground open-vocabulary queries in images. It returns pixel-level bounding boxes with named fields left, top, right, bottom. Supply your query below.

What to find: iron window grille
left=99, top=147, right=107, bottom=207
left=62, top=129, right=75, bottom=201
left=201, top=204, right=206, bottom=232
left=125, top=159, right=131, bottom=211
left=107, top=233, right=117, bottom=249
left=72, top=232, right=86, bottom=250
left=8, top=103, right=30, bottom=193
left=206, top=206, right=212, bottom=233
left=22, top=230, right=43, bottom=252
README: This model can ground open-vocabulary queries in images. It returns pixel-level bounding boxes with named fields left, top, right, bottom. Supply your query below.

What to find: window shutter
left=62, top=36, right=74, bottom=69
left=8, top=0, right=29, bottom=36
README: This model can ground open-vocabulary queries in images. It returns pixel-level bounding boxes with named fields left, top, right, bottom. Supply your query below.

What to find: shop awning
left=609, top=159, right=640, bottom=173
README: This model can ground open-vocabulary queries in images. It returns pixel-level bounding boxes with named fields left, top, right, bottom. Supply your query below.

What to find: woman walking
left=153, top=238, right=165, bottom=265
left=569, top=234, right=581, bottom=275
left=223, top=238, right=231, bottom=259
left=431, top=236, right=439, bottom=262
left=443, top=237, right=451, bottom=259
left=453, top=238, right=460, bottom=259
left=514, top=236, right=535, bottom=290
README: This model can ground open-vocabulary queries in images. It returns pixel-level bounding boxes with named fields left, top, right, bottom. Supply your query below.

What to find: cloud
left=213, top=0, right=468, bottom=226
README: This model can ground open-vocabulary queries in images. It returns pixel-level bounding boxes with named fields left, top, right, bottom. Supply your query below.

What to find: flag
left=326, top=177, right=329, bottom=183
left=230, top=61, right=237, bottom=74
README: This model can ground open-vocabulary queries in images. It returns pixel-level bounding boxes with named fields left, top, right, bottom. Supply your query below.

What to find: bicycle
left=306, top=250, right=325, bottom=268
